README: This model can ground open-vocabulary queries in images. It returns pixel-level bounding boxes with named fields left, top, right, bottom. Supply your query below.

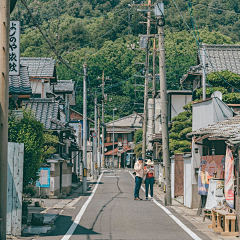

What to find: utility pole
left=83, top=63, right=87, bottom=194
left=65, top=94, right=69, bottom=122
left=142, top=0, right=151, bottom=160
left=0, top=1, right=10, bottom=239
left=156, top=1, right=172, bottom=205
left=152, top=38, right=156, bottom=137
left=94, top=93, right=98, bottom=180
left=112, top=108, right=117, bottom=169
left=97, top=105, right=101, bottom=174
left=101, top=71, right=106, bottom=168
left=202, top=44, right=206, bottom=100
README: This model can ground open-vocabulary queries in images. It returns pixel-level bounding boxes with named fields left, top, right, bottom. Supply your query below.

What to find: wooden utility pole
left=82, top=63, right=87, bottom=194
left=101, top=71, right=105, bottom=168
left=157, top=1, right=172, bottom=205
left=142, top=0, right=151, bottom=160
left=0, top=1, right=10, bottom=239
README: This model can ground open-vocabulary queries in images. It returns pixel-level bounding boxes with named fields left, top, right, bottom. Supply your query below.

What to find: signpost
left=9, top=21, right=20, bottom=76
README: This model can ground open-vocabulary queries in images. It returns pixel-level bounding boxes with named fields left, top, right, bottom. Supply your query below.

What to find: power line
left=20, top=0, right=83, bottom=76
left=172, top=0, right=240, bottom=93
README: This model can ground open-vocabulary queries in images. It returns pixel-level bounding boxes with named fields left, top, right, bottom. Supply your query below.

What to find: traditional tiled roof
left=25, top=98, right=66, bottom=130
left=181, top=44, right=240, bottom=84
left=188, top=114, right=240, bottom=146
left=9, top=65, right=32, bottom=95
left=105, top=113, right=143, bottom=128
left=20, top=57, right=56, bottom=78
left=53, top=80, right=75, bottom=93
left=200, top=44, right=240, bottom=74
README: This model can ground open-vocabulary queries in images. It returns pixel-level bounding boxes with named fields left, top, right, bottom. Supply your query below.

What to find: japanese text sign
left=9, top=21, right=20, bottom=76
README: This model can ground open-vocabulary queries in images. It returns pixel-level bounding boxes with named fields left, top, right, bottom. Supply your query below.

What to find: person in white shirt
left=134, top=157, right=144, bottom=200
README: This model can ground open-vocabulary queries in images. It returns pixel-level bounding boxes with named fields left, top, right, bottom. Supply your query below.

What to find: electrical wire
left=20, top=0, right=83, bottom=76
left=172, top=0, right=240, bottom=93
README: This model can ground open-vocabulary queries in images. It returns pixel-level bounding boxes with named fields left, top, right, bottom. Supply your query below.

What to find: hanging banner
left=198, top=155, right=225, bottom=195
left=9, top=21, right=20, bottom=76
left=225, top=147, right=234, bottom=209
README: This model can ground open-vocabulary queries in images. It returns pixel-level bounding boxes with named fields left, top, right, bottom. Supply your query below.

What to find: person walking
left=144, top=160, right=155, bottom=201
left=134, top=157, right=144, bottom=200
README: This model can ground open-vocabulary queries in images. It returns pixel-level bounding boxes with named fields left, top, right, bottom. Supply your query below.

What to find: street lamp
left=113, top=108, right=117, bottom=169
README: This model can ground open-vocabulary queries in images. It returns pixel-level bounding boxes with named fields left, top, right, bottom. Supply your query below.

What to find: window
left=110, top=133, right=118, bottom=142
left=127, top=133, right=133, bottom=142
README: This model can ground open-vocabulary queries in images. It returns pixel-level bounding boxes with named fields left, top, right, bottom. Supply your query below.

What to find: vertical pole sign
left=9, top=21, right=20, bottom=76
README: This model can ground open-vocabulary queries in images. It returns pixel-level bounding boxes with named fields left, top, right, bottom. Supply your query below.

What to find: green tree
left=134, top=129, right=143, bottom=144
left=169, top=103, right=193, bottom=154
left=8, top=111, right=57, bottom=190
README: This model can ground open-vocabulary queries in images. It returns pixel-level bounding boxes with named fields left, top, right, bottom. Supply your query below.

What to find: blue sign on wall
left=36, top=167, right=50, bottom=188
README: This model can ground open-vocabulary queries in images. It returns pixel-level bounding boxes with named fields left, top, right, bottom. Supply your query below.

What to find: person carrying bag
left=144, top=160, right=155, bottom=201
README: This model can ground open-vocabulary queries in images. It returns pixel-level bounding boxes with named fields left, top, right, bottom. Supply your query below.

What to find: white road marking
left=61, top=171, right=104, bottom=240
left=129, top=171, right=202, bottom=240
left=64, top=196, right=82, bottom=209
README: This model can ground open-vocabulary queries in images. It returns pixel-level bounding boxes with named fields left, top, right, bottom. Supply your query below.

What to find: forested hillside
left=11, top=0, right=240, bottom=119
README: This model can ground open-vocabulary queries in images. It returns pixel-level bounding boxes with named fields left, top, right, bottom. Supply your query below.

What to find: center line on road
left=61, top=171, right=104, bottom=240
left=128, top=171, right=202, bottom=240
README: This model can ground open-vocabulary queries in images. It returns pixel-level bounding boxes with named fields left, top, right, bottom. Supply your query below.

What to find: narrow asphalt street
left=34, top=170, right=210, bottom=240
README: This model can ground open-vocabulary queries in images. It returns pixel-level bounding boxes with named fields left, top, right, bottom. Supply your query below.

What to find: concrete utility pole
left=156, top=1, right=172, bottom=205
left=202, top=44, right=206, bottom=100
left=142, top=0, right=151, bottom=160
left=83, top=63, right=88, bottom=194
left=101, top=71, right=105, bottom=168
left=94, top=93, right=98, bottom=180
left=112, top=108, right=117, bottom=169
left=152, top=38, right=156, bottom=137
left=65, top=94, right=69, bottom=122
left=97, top=105, right=101, bottom=174
left=0, top=1, right=10, bottom=239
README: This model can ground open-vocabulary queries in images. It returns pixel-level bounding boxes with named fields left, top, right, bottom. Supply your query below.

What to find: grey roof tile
left=200, top=44, right=240, bottom=74
left=181, top=44, right=240, bottom=83
left=9, top=65, right=32, bottom=95
left=53, top=80, right=75, bottom=93
left=105, top=113, right=143, bottom=128
left=20, top=57, right=55, bottom=77
left=188, top=114, right=240, bottom=145
left=25, top=98, right=66, bottom=130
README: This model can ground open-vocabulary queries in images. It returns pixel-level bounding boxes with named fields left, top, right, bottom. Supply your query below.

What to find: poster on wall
left=225, top=147, right=234, bottom=209
left=198, top=155, right=225, bottom=195
left=36, top=167, right=50, bottom=188
left=205, top=179, right=224, bottom=210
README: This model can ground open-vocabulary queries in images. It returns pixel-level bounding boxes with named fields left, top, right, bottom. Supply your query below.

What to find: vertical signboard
left=9, top=21, right=20, bottom=76
left=225, top=147, right=234, bottom=208
left=36, top=167, right=50, bottom=188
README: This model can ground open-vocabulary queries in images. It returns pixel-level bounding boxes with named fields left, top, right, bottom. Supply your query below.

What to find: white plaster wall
left=62, top=174, right=72, bottom=188
left=171, top=95, right=192, bottom=119
left=171, top=158, right=175, bottom=199
left=44, top=81, right=51, bottom=97
left=192, top=100, right=214, bottom=131
left=212, top=98, right=234, bottom=122
left=31, top=80, right=42, bottom=95
left=184, top=157, right=192, bottom=208
left=30, top=80, right=50, bottom=98
left=50, top=176, right=60, bottom=192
